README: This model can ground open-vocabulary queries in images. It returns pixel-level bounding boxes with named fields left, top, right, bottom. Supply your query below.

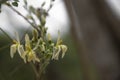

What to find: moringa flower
left=26, top=50, right=40, bottom=63
left=52, top=45, right=67, bottom=60
left=52, top=32, right=67, bottom=60
left=25, top=34, right=40, bottom=63
left=10, top=33, right=26, bottom=63
left=52, top=46, right=61, bottom=60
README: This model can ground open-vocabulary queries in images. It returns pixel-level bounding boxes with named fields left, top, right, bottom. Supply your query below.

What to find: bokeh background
left=0, top=0, right=120, bottom=80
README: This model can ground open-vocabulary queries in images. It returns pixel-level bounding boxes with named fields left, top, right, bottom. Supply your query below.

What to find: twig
left=30, top=62, right=39, bottom=78
left=6, top=5, right=39, bottom=31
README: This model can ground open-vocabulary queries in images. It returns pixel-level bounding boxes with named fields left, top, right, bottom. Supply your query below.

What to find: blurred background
left=0, top=0, right=120, bottom=80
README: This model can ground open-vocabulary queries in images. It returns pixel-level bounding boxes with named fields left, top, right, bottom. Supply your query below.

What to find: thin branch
left=6, top=5, right=39, bottom=31
left=30, top=62, right=39, bottom=77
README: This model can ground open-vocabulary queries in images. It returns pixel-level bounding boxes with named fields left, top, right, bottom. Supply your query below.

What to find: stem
left=30, top=63, right=41, bottom=80
left=6, top=4, right=42, bottom=37
left=30, top=63, right=38, bottom=77
left=35, top=63, right=41, bottom=80
left=30, top=62, right=42, bottom=80
left=6, top=4, right=39, bottom=31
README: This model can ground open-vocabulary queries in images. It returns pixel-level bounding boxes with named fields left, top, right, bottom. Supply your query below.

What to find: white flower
left=52, top=32, right=67, bottom=60
left=52, top=46, right=61, bottom=60
left=10, top=33, right=26, bottom=63
left=25, top=34, right=40, bottom=63
left=27, top=50, right=40, bottom=63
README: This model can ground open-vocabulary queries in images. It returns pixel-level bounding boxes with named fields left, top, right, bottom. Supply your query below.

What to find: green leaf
left=41, top=2, right=46, bottom=7
left=29, top=6, right=35, bottom=14
left=12, top=2, right=18, bottom=7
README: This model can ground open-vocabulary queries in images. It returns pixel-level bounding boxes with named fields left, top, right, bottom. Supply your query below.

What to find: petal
left=18, top=45, right=26, bottom=63
left=27, top=51, right=35, bottom=62
left=27, top=50, right=40, bottom=63
left=61, top=45, right=67, bottom=58
left=33, top=38, right=41, bottom=50
left=18, top=45, right=25, bottom=57
left=56, top=31, right=62, bottom=46
left=15, top=32, right=20, bottom=43
left=27, top=52, right=33, bottom=62
left=52, top=46, right=61, bottom=60
left=52, top=50, right=56, bottom=60
left=33, top=52, right=40, bottom=62
left=10, top=44, right=17, bottom=58
left=25, top=34, right=31, bottom=48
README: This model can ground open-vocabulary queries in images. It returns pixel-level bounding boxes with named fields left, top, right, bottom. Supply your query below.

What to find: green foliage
left=12, top=2, right=18, bottom=7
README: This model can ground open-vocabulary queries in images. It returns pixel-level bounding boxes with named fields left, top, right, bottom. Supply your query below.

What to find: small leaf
left=41, top=2, right=46, bottom=7
left=41, top=16, right=46, bottom=26
left=12, top=2, right=18, bottom=7
left=32, top=29, right=38, bottom=41
left=29, top=6, right=35, bottom=14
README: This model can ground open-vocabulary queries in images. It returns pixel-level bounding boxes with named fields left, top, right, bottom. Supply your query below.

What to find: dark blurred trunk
left=64, top=0, right=120, bottom=80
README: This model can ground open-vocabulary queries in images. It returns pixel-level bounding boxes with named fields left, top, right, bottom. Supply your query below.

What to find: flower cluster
left=10, top=29, right=67, bottom=63
left=9, top=0, right=67, bottom=64
left=10, top=33, right=40, bottom=63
